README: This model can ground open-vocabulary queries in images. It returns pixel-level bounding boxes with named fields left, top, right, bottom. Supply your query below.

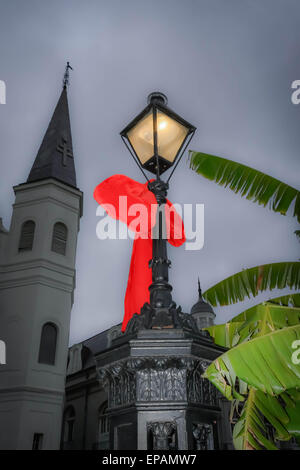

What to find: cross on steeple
left=63, top=61, right=73, bottom=88
left=57, top=137, right=73, bottom=166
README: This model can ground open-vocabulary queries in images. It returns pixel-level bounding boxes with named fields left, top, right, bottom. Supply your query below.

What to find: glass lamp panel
left=157, top=110, right=189, bottom=162
left=127, top=111, right=154, bottom=165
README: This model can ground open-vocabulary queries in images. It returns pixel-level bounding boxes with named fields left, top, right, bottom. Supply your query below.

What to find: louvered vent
left=18, top=220, right=35, bottom=251
left=51, top=222, right=68, bottom=255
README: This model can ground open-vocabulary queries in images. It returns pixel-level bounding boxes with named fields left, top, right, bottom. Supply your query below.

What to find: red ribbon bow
left=94, top=174, right=185, bottom=331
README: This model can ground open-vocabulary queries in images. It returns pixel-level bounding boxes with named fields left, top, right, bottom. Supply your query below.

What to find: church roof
left=67, top=324, right=124, bottom=376
left=83, top=330, right=109, bottom=356
left=27, top=86, right=77, bottom=188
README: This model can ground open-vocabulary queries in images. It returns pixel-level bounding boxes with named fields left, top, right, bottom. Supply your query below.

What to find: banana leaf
left=284, top=389, right=300, bottom=438
left=233, top=387, right=300, bottom=450
left=206, top=302, right=300, bottom=348
left=203, top=324, right=300, bottom=399
left=204, top=322, right=245, bottom=348
left=189, top=151, right=300, bottom=222
left=233, top=387, right=290, bottom=450
left=203, top=262, right=300, bottom=307
left=269, top=292, right=300, bottom=308
left=233, top=302, right=300, bottom=328
left=206, top=301, right=300, bottom=449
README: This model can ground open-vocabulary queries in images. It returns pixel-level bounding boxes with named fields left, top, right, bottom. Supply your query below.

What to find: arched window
left=95, top=401, right=110, bottom=449
left=98, top=402, right=109, bottom=435
left=19, top=220, right=35, bottom=251
left=63, top=406, right=75, bottom=443
left=51, top=222, right=68, bottom=255
left=38, top=322, right=57, bottom=365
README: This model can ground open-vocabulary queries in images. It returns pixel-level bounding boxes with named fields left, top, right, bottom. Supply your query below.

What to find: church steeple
left=27, top=64, right=76, bottom=188
left=0, top=64, right=82, bottom=449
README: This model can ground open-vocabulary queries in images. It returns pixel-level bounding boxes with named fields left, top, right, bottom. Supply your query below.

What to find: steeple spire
left=63, top=61, right=73, bottom=88
left=27, top=64, right=77, bottom=188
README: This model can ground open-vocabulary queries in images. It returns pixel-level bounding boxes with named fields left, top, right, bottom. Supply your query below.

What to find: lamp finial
left=147, top=91, right=168, bottom=105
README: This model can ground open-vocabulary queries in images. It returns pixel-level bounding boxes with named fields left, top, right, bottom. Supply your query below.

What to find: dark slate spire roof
left=27, top=86, right=77, bottom=187
left=190, top=279, right=215, bottom=315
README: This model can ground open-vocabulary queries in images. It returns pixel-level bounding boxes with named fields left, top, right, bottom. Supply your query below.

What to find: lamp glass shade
left=156, top=110, right=189, bottom=163
left=127, top=111, right=154, bottom=165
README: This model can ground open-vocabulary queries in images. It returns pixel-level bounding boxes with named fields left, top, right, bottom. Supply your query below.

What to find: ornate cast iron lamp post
left=95, top=100, right=229, bottom=451
left=120, top=92, right=196, bottom=330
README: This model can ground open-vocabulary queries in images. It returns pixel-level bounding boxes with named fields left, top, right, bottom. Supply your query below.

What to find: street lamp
left=120, top=92, right=195, bottom=179
left=120, top=92, right=196, bottom=331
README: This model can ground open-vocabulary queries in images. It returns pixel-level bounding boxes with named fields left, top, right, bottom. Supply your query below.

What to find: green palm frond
left=269, top=292, right=300, bottom=308
left=205, top=302, right=300, bottom=449
left=189, top=151, right=300, bottom=222
left=233, top=301, right=300, bottom=330
left=205, top=321, right=245, bottom=348
left=205, top=301, right=300, bottom=348
left=203, top=262, right=300, bottom=307
left=203, top=324, right=300, bottom=399
left=203, top=325, right=300, bottom=449
left=232, top=387, right=290, bottom=450
left=285, top=389, right=300, bottom=439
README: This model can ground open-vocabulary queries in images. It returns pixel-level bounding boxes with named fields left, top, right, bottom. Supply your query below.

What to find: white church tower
left=0, top=72, right=83, bottom=449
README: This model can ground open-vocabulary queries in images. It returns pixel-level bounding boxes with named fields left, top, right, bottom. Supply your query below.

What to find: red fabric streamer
left=93, top=174, right=185, bottom=331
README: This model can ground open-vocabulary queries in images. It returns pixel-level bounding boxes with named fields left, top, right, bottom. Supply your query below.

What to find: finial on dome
left=198, top=277, right=202, bottom=298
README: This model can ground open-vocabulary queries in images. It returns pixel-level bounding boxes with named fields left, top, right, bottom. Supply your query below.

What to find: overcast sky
left=0, top=0, right=299, bottom=345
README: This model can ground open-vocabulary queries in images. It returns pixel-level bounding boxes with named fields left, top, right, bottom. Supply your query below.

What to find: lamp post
left=95, top=97, right=227, bottom=451
left=120, top=92, right=196, bottom=330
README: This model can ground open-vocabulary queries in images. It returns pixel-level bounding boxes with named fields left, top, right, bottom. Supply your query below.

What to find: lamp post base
left=95, top=327, right=232, bottom=450
left=124, top=302, right=202, bottom=335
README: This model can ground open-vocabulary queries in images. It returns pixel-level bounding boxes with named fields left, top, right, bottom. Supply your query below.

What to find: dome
left=191, top=296, right=215, bottom=315
left=190, top=280, right=215, bottom=330
left=190, top=279, right=215, bottom=315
